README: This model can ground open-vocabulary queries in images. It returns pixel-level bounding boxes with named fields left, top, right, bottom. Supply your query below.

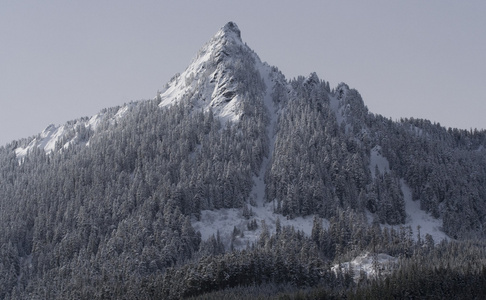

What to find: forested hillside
left=1, top=22, right=486, bottom=299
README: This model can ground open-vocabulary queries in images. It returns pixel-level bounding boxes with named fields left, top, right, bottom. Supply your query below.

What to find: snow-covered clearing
left=192, top=204, right=327, bottom=250
left=332, top=252, right=398, bottom=282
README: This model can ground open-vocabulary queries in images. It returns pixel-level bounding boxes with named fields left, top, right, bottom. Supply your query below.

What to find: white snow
left=114, top=106, right=129, bottom=120
left=158, top=23, right=247, bottom=124
left=368, top=145, right=448, bottom=242
left=87, top=113, right=102, bottom=130
left=192, top=203, right=328, bottom=251
left=399, top=180, right=449, bottom=242
left=332, top=252, right=398, bottom=282
left=41, top=125, right=66, bottom=153
left=373, top=180, right=449, bottom=243
left=13, top=103, right=137, bottom=159
left=14, top=124, right=66, bottom=158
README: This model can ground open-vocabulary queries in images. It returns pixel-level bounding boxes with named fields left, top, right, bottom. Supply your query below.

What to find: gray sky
left=1, top=1, right=485, bottom=146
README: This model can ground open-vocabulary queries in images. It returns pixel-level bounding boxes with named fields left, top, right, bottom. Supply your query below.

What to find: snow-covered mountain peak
left=158, top=22, right=271, bottom=123
left=215, top=21, right=242, bottom=43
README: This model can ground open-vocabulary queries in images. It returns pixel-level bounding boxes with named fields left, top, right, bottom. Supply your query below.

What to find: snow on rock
left=15, top=122, right=82, bottom=159
left=158, top=22, right=252, bottom=124
left=114, top=105, right=129, bottom=120
left=15, top=124, right=66, bottom=158
left=86, top=113, right=102, bottom=131
left=332, top=252, right=398, bottom=282
left=13, top=102, right=137, bottom=159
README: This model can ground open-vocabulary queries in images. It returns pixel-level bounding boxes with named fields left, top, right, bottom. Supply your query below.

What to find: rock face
left=158, top=22, right=277, bottom=123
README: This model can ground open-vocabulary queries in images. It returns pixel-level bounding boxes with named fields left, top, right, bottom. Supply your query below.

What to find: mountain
left=158, top=22, right=273, bottom=122
left=1, top=22, right=486, bottom=299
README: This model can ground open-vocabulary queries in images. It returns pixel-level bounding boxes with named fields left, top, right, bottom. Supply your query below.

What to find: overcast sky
left=1, top=1, right=485, bottom=146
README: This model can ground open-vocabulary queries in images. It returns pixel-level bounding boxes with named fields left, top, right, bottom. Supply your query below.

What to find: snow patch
left=375, top=180, right=449, bottom=243
left=87, top=113, right=102, bottom=130
left=14, top=124, right=66, bottom=158
left=40, top=125, right=66, bottom=153
left=192, top=204, right=328, bottom=251
left=409, top=124, right=423, bottom=136
left=399, top=180, right=449, bottom=242
left=332, top=252, right=398, bottom=282
left=114, top=106, right=129, bottom=120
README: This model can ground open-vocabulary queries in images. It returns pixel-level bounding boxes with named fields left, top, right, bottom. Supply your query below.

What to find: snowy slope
left=368, top=145, right=449, bottom=242
left=14, top=104, right=133, bottom=159
left=14, top=124, right=67, bottom=158
left=399, top=179, right=449, bottom=242
left=158, top=22, right=257, bottom=123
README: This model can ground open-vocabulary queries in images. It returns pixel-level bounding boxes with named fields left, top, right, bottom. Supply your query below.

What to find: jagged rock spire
left=220, top=21, right=241, bottom=40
